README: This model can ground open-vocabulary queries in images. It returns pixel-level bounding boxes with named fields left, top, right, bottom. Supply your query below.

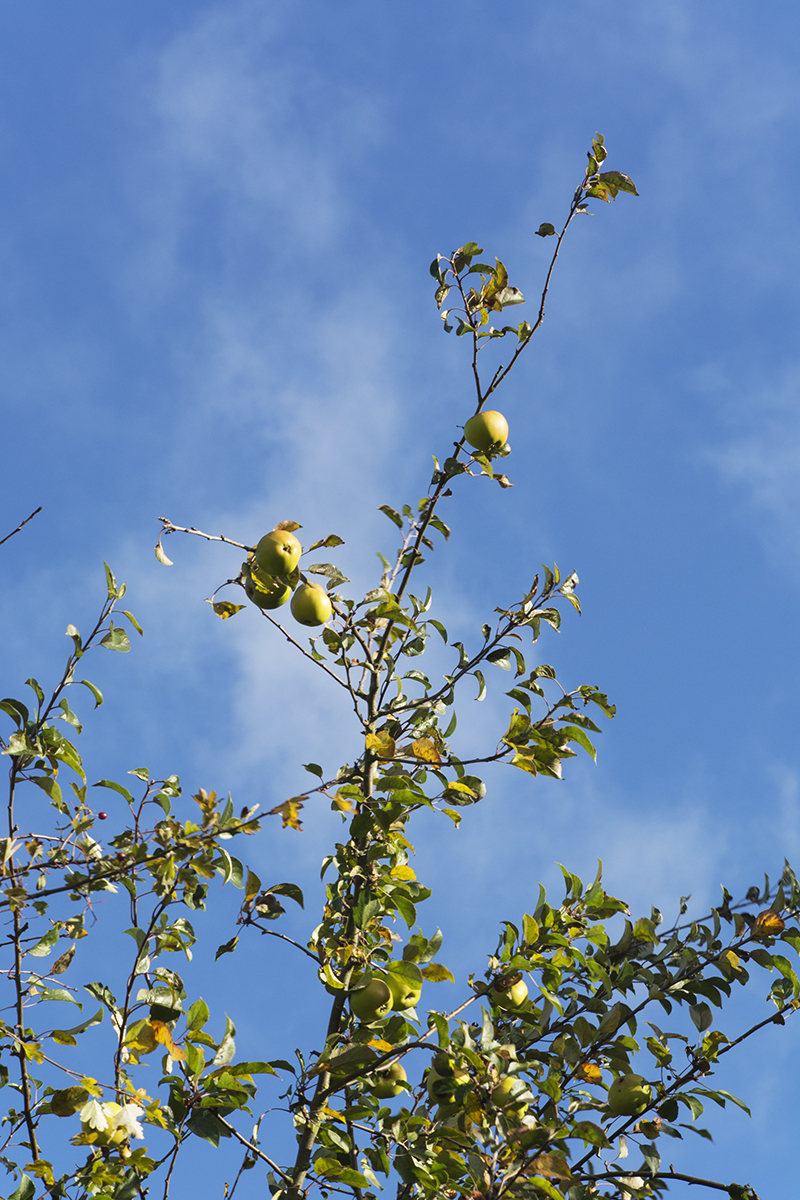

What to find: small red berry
left=116, top=852, right=126, bottom=860
left=98, top=812, right=108, bottom=820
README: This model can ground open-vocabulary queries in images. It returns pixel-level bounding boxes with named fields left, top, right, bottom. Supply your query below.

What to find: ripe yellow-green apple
left=81, top=1103, right=127, bottom=1147
left=464, top=410, right=508, bottom=452
left=255, top=530, right=302, bottom=577
left=243, top=568, right=291, bottom=610
left=291, top=582, right=333, bottom=626
left=372, top=1061, right=407, bottom=1099
left=493, top=978, right=528, bottom=1010
left=492, top=1076, right=529, bottom=1115
left=426, top=1055, right=471, bottom=1106
left=607, top=1073, right=652, bottom=1117
left=350, top=977, right=392, bottom=1022
left=387, top=962, right=423, bottom=1010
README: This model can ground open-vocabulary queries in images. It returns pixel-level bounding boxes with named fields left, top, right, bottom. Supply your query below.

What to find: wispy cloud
left=706, top=364, right=800, bottom=566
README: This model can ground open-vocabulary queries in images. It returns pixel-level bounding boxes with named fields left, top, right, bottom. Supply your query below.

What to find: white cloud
left=706, top=364, right=800, bottom=565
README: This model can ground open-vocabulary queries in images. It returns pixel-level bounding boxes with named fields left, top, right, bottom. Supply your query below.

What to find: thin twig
left=216, top=1116, right=291, bottom=1182
left=250, top=922, right=321, bottom=963
left=158, top=518, right=253, bottom=552
left=0, top=506, right=42, bottom=547
left=594, top=1169, right=750, bottom=1194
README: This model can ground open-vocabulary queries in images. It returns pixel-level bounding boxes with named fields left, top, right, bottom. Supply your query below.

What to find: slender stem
left=216, top=1117, right=290, bottom=1182
left=258, top=609, right=350, bottom=692
left=594, top=1170, right=746, bottom=1194
left=0, top=506, right=42, bottom=548
left=12, top=908, right=40, bottom=1159
left=249, top=923, right=321, bottom=963
left=6, top=761, right=40, bottom=1160
left=158, top=518, right=252, bottom=553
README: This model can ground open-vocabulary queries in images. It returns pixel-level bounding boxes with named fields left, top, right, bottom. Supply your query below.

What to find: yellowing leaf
left=391, top=865, right=416, bottom=881
left=211, top=601, right=245, bottom=620
left=150, top=1020, right=186, bottom=1063
left=332, top=791, right=355, bottom=814
left=576, top=1063, right=602, bottom=1084
left=445, top=780, right=476, bottom=796
left=366, top=731, right=396, bottom=759
left=273, top=520, right=302, bottom=532
left=421, top=962, right=455, bottom=983
left=410, top=738, right=441, bottom=765
left=268, top=797, right=305, bottom=830
left=753, top=910, right=785, bottom=939
left=154, top=542, right=173, bottom=566
left=531, top=1154, right=573, bottom=1181
left=367, top=1038, right=394, bottom=1053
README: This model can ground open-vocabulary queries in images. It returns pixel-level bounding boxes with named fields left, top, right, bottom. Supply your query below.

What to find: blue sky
left=1, top=1, right=800, bottom=1194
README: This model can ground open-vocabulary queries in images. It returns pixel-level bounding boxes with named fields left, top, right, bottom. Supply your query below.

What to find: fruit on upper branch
left=464, top=410, right=509, bottom=452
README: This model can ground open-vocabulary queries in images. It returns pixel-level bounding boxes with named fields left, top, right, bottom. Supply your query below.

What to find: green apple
left=464, top=410, right=509, bottom=452
left=372, top=1061, right=407, bottom=1099
left=350, top=977, right=392, bottom=1022
left=492, top=1076, right=528, bottom=1115
left=386, top=962, right=423, bottom=1010
left=607, top=1073, right=652, bottom=1117
left=81, top=1102, right=127, bottom=1146
left=492, top=978, right=528, bottom=1010
left=255, top=530, right=302, bottom=577
left=243, top=567, right=291, bottom=610
left=291, top=582, right=333, bottom=626
left=426, top=1055, right=471, bottom=1106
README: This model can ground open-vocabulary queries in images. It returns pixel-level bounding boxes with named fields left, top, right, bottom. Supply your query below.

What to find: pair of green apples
left=349, top=963, right=424, bottom=1023
left=244, top=528, right=332, bottom=626
left=426, top=1053, right=528, bottom=1116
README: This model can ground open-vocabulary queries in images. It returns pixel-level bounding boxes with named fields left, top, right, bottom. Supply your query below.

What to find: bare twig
left=158, top=518, right=253, bottom=553
left=216, top=1115, right=291, bottom=1183
left=0, top=506, right=42, bottom=547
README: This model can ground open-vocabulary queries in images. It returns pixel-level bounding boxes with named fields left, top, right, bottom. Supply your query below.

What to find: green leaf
left=267, top=882, right=304, bottom=909
left=36, top=987, right=81, bottom=1007
left=562, top=725, right=597, bottom=762
left=429, top=619, right=448, bottom=643
left=229, top=1060, right=278, bottom=1077
left=52, top=1008, right=103, bottom=1040
left=473, top=670, right=486, bottom=701
left=378, top=504, right=403, bottom=529
left=100, top=623, right=131, bottom=653
left=8, top=1173, right=35, bottom=1200
left=118, top=610, right=144, bottom=636
left=308, top=534, right=345, bottom=551
left=78, top=679, right=104, bottom=708
left=716, top=1089, right=751, bottom=1117
left=212, top=1016, right=236, bottom=1067
left=528, top=1178, right=563, bottom=1200
left=104, top=561, right=118, bottom=597
left=597, top=169, right=639, bottom=197
left=307, top=563, right=350, bottom=587
left=534, top=223, right=556, bottom=237
left=93, top=778, right=134, bottom=803
left=50, top=1086, right=91, bottom=1116
left=690, top=1003, right=713, bottom=1033
left=187, top=999, right=210, bottom=1031
left=27, top=926, right=60, bottom=957
left=216, top=937, right=239, bottom=961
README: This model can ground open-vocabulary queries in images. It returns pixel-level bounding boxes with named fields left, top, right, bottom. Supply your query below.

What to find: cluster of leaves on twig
left=0, top=137, right=791, bottom=1200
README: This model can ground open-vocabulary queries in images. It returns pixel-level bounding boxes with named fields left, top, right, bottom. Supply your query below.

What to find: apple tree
left=2, top=134, right=797, bottom=1200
